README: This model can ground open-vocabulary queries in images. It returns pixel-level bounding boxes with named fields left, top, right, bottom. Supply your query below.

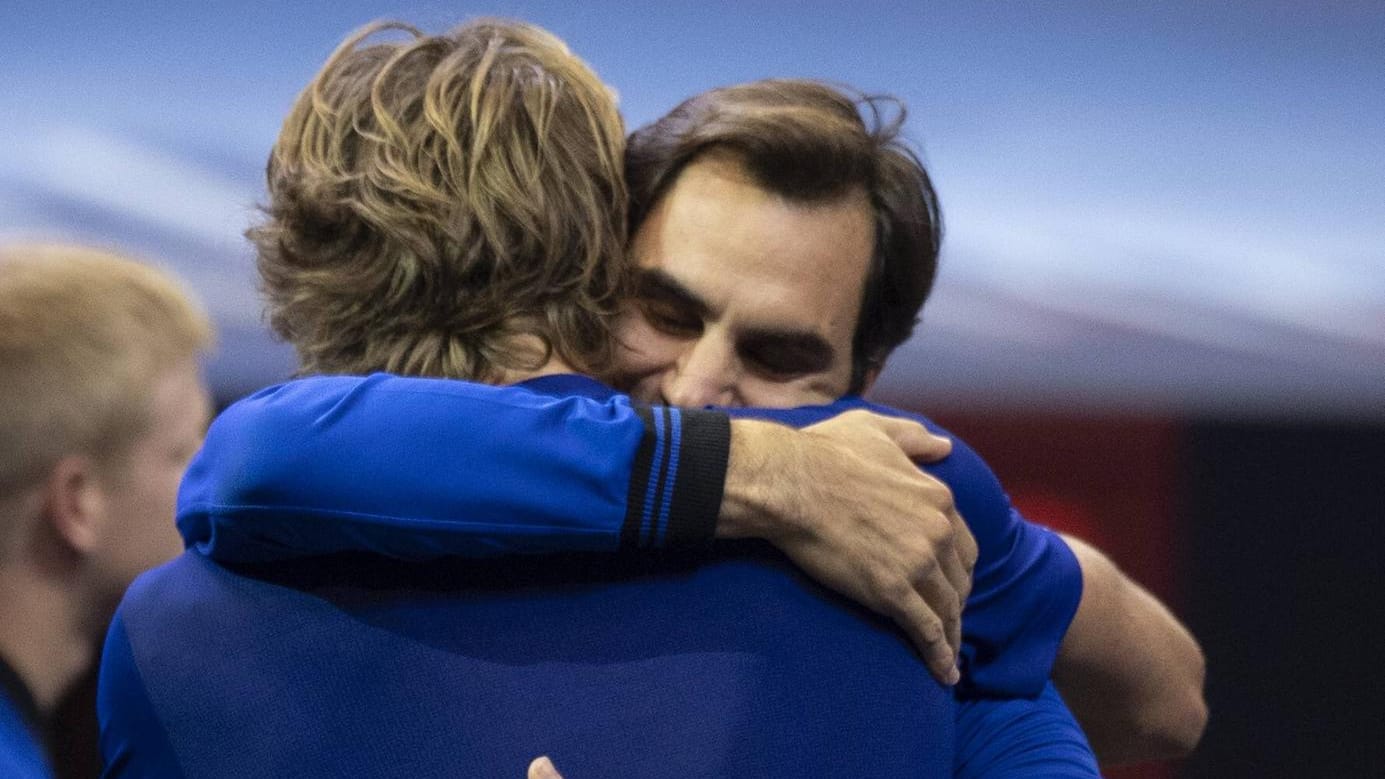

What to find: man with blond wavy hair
left=0, top=244, right=212, bottom=779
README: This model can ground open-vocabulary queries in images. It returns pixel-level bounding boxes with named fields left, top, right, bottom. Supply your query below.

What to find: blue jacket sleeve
left=954, top=683, right=1100, bottom=778
left=178, top=374, right=729, bottom=562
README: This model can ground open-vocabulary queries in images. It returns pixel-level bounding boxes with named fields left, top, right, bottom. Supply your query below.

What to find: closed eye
left=633, top=269, right=709, bottom=338
left=637, top=297, right=703, bottom=337
left=739, top=331, right=834, bottom=379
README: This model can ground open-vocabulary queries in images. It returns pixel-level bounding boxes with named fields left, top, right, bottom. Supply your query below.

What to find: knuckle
left=908, top=557, right=939, bottom=584
left=880, top=576, right=914, bottom=605
left=924, top=522, right=953, bottom=547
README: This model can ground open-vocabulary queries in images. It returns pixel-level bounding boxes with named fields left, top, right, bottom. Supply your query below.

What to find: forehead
left=630, top=156, right=875, bottom=337
left=139, top=360, right=212, bottom=445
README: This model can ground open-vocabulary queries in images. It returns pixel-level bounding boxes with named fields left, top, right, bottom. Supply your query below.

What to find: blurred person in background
left=0, top=245, right=212, bottom=779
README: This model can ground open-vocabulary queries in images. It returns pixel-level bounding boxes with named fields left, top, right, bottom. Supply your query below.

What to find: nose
left=661, top=334, right=738, bottom=408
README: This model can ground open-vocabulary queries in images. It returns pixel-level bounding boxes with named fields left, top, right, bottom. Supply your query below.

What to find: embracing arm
left=181, top=375, right=972, bottom=683
left=1053, top=535, right=1208, bottom=764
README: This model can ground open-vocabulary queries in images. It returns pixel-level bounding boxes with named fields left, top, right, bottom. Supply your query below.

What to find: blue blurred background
left=3, top=0, right=1381, bottom=416
left=4, top=3, right=1382, bottom=777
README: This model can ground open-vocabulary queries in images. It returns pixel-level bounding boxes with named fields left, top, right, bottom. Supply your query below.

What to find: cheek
left=130, top=459, right=187, bottom=553
left=96, top=459, right=185, bottom=592
left=739, top=375, right=843, bottom=409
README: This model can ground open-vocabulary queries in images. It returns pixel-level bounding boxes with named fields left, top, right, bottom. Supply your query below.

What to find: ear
left=39, top=455, right=107, bottom=555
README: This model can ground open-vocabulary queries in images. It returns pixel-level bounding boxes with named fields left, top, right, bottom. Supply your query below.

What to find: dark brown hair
left=250, top=19, right=628, bottom=382
left=626, top=79, right=941, bottom=392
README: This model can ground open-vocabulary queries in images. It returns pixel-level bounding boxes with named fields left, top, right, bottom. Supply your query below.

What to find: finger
left=877, top=416, right=952, bottom=463
left=528, top=756, right=562, bottom=779
left=915, top=556, right=964, bottom=669
left=925, top=488, right=973, bottom=605
left=933, top=551, right=966, bottom=655
left=930, top=514, right=968, bottom=605
left=951, top=506, right=979, bottom=579
left=893, top=582, right=961, bottom=686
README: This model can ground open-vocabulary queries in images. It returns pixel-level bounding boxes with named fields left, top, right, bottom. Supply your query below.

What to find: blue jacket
left=100, top=374, right=1095, bottom=777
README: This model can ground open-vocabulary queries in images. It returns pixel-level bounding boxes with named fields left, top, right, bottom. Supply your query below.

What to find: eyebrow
left=634, top=268, right=710, bottom=317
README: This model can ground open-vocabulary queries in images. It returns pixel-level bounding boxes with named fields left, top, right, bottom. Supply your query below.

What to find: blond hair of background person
left=0, top=245, right=213, bottom=779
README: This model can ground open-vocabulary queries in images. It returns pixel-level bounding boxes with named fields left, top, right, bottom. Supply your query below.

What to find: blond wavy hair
left=251, top=19, right=628, bottom=382
left=0, top=243, right=212, bottom=505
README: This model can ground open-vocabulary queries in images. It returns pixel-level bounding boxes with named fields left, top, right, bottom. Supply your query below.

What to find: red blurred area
left=930, top=409, right=1186, bottom=779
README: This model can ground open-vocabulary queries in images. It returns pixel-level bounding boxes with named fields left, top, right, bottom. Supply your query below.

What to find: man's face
left=91, top=358, right=211, bottom=599
left=612, top=154, right=876, bottom=408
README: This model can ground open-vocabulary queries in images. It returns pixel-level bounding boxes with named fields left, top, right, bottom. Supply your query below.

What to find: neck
left=0, top=562, right=97, bottom=715
left=497, top=357, right=580, bottom=385
left=501, top=360, right=576, bottom=382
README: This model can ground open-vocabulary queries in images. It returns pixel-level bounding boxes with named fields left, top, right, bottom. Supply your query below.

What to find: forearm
left=718, top=418, right=817, bottom=540
left=1054, top=534, right=1207, bottom=764
left=178, top=374, right=729, bottom=562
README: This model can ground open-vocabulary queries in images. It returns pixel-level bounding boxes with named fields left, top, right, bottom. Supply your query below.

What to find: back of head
left=253, top=18, right=627, bottom=382
left=0, top=244, right=211, bottom=548
left=626, top=79, right=942, bottom=392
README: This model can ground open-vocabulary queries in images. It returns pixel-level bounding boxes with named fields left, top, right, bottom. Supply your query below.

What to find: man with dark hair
left=614, top=80, right=1207, bottom=761
left=0, top=244, right=212, bottom=778
left=621, top=79, right=939, bottom=395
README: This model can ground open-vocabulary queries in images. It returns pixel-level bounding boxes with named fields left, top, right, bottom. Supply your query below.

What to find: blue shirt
left=101, top=374, right=1094, bottom=777
left=955, top=683, right=1099, bottom=778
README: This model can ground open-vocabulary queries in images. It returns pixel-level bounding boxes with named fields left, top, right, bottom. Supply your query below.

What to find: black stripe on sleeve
left=660, top=408, right=730, bottom=548
left=620, top=405, right=658, bottom=550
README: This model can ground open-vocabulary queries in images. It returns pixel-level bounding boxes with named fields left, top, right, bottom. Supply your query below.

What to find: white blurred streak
left=0, top=122, right=256, bottom=254
left=0, top=127, right=266, bottom=331
left=941, top=194, right=1385, bottom=353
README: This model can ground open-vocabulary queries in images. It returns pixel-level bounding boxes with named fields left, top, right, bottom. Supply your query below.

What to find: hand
left=528, top=756, right=563, bottom=779
left=720, top=411, right=978, bottom=684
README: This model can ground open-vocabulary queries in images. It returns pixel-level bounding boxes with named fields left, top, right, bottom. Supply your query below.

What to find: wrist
left=718, top=419, right=808, bottom=541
